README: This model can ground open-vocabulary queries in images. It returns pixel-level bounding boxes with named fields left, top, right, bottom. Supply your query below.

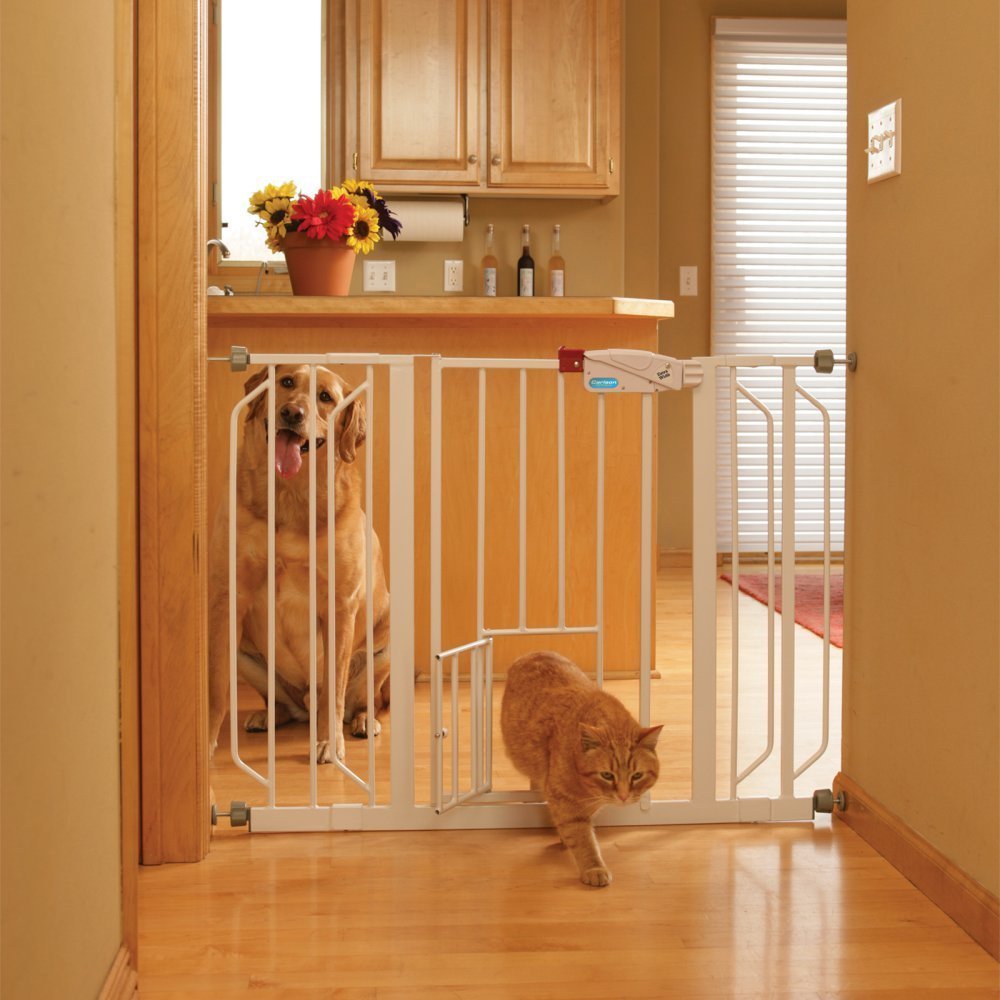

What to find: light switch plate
left=363, top=259, right=395, bottom=292
left=867, top=99, right=901, bottom=183
left=679, top=266, right=698, bottom=296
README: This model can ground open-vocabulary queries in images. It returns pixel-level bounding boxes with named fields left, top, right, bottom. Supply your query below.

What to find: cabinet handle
left=353, top=152, right=359, bottom=172
left=491, top=155, right=501, bottom=166
left=468, top=154, right=478, bottom=164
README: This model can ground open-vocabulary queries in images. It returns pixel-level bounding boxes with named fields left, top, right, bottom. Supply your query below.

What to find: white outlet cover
left=679, top=265, right=698, bottom=297
left=867, top=99, right=901, bottom=183
left=444, top=259, right=463, bottom=292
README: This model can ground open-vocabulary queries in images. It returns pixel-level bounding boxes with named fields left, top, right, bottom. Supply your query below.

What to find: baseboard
left=833, top=772, right=999, bottom=960
left=98, top=945, right=137, bottom=1000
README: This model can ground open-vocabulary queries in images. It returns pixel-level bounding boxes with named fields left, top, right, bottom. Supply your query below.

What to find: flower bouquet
left=248, top=180, right=402, bottom=294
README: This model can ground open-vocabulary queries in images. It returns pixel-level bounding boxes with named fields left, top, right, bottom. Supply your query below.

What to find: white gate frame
left=216, top=348, right=839, bottom=833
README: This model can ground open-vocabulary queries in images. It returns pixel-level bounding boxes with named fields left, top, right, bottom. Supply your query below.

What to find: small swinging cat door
left=430, top=638, right=494, bottom=814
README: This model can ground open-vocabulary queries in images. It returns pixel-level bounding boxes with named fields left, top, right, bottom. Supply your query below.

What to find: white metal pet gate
left=213, top=346, right=845, bottom=833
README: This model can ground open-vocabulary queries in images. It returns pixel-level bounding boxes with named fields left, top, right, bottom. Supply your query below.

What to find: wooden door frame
left=136, top=0, right=211, bottom=864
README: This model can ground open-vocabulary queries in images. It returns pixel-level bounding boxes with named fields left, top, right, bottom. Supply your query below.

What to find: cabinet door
left=489, top=0, right=620, bottom=193
left=357, top=0, right=481, bottom=186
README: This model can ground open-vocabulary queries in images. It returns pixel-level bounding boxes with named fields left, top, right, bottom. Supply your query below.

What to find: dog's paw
left=316, top=740, right=333, bottom=765
left=580, top=866, right=612, bottom=888
left=244, top=711, right=268, bottom=732
left=350, top=712, right=381, bottom=739
left=335, top=731, right=347, bottom=760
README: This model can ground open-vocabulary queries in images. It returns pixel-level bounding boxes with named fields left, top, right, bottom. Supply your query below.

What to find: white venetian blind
left=712, top=18, right=847, bottom=553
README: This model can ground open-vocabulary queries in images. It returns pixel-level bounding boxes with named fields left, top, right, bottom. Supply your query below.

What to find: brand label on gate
left=589, top=376, right=619, bottom=389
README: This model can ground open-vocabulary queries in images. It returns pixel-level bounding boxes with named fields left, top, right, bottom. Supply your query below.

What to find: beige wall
left=0, top=0, right=125, bottom=995
left=844, top=0, right=999, bottom=896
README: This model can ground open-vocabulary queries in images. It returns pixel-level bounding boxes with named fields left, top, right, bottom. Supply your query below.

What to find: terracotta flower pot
left=280, top=231, right=357, bottom=295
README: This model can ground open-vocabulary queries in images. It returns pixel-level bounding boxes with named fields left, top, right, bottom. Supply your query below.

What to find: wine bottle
left=517, top=224, right=534, bottom=297
left=548, top=224, right=565, bottom=296
left=481, top=223, right=498, bottom=296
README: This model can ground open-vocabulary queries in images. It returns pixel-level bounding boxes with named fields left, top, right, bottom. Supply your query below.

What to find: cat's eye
left=630, top=772, right=645, bottom=784
left=599, top=771, right=615, bottom=782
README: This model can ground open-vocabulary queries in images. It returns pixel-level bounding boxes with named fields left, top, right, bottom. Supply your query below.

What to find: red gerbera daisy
left=291, top=189, right=356, bottom=241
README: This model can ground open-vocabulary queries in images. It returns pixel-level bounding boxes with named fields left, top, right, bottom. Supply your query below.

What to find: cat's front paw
left=580, top=866, right=612, bottom=887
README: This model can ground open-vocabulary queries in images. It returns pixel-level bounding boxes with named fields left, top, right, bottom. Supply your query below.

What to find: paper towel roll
left=391, top=199, right=466, bottom=242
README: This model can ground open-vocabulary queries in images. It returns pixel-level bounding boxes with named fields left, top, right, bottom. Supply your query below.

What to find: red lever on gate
left=558, top=347, right=585, bottom=373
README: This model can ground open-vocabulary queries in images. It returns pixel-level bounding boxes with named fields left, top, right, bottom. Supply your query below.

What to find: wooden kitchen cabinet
left=347, top=0, right=620, bottom=197
left=487, top=0, right=620, bottom=194
left=353, top=0, right=482, bottom=187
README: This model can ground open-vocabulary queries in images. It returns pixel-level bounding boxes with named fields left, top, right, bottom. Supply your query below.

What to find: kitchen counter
left=207, top=295, right=674, bottom=322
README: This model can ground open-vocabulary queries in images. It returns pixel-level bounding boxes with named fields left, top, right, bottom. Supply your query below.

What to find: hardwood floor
left=137, top=568, right=998, bottom=997
left=137, top=820, right=998, bottom=998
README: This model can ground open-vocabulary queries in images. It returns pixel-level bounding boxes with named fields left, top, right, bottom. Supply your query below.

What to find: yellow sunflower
left=262, top=196, right=292, bottom=240
left=346, top=206, right=381, bottom=254
left=248, top=181, right=297, bottom=218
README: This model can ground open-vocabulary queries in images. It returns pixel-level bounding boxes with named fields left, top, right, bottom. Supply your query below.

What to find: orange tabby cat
left=500, top=650, right=663, bottom=887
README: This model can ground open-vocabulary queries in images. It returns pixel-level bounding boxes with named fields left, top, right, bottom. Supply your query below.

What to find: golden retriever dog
left=207, top=364, right=390, bottom=764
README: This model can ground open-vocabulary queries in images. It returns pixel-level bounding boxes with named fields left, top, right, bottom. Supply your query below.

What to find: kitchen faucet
left=207, top=237, right=230, bottom=259
left=206, top=238, right=234, bottom=295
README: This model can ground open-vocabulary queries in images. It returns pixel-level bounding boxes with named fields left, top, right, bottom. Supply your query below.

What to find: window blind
left=712, top=18, right=847, bottom=553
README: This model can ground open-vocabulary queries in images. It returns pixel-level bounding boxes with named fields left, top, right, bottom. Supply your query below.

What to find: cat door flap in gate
left=430, top=637, right=493, bottom=814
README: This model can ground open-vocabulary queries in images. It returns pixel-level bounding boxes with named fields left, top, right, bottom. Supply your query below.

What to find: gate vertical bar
left=266, top=365, right=277, bottom=807
left=595, top=394, right=605, bottom=687
left=308, top=366, right=318, bottom=806
left=780, top=366, right=797, bottom=801
left=389, top=361, right=415, bottom=810
left=364, top=366, right=376, bottom=804
left=557, top=373, right=566, bottom=628
left=729, top=368, right=740, bottom=799
left=639, top=393, right=653, bottom=728
left=518, top=368, right=527, bottom=630
left=691, top=361, right=718, bottom=807
left=477, top=368, right=486, bottom=639
left=429, top=357, right=442, bottom=810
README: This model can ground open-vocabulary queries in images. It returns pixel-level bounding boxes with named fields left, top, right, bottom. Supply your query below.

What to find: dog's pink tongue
left=274, top=429, right=303, bottom=479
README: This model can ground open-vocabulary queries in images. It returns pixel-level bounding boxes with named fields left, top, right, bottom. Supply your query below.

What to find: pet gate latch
left=558, top=347, right=704, bottom=392
left=211, top=800, right=250, bottom=828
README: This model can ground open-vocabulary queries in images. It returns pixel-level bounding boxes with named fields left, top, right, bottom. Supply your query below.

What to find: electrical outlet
left=444, top=259, right=463, bottom=293
left=680, top=266, right=698, bottom=296
left=363, top=259, right=395, bottom=292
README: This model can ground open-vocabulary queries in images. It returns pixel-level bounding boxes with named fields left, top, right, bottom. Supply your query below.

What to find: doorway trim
left=136, top=0, right=210, bottom=863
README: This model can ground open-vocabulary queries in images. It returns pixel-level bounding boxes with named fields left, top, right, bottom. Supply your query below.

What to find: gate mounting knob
left=211, top=800, right=250, bottom=828
left=812, top=788, right=846, bottom=814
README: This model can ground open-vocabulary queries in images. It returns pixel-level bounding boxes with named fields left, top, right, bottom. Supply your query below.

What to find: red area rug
left=721, top=572, right=843, bottom=649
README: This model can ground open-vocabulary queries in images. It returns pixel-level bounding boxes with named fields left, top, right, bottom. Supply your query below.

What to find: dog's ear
left=338, top=397, right=367, bottom=463
left=243, top=367, right=270, bottom=423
